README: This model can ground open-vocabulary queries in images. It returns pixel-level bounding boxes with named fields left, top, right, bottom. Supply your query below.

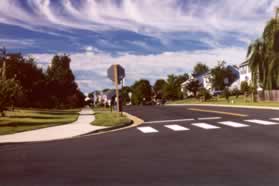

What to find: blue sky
left=0, top=0, right=278, bottom=93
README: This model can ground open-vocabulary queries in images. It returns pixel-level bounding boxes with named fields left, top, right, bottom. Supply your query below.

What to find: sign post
left=114, top=64, right=120, bottom=112
left=107, top=64, right=125, bottom=112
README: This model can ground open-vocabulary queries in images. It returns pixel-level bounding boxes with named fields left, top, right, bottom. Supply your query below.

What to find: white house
left=239, top=60, right=252, bottom=85
left=181, top=65, right=241, bottom=95
left=181, top=72, right=214, bottom=96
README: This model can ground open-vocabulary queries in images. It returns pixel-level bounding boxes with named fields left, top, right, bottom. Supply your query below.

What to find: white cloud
left=0, top=0, right=277, bottom=42
left=31, top=46, right=246, bottom=92
left=0, top=38, right=35, bottom=48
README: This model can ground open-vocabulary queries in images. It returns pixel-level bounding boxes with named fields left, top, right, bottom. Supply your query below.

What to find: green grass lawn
left=0, top=108, right=80, bottom=135
left=91, top=107, right=131, bottom=127
left=168, top=95, right=279, bottom=107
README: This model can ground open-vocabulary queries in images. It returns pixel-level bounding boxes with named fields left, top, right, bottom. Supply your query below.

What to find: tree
left=163, top=75, right=181, bottom=100
left=46, top=55, right=82, bottom=108
left=185, top=79, right=201, bottom=97
left=121, top=86, right=132, bottom=105
left=247, top=39, right=265, bottom=92
left=210, top=61, right=237, bottom=91
left=193, top=63, right=209, bottom=76
left=153, top=79, right=167, bottom=99
left=131, top=80, right=152, bottom=105
left=247, top=17, right=279, bottom=91
left=162, top=74, right=189, bottom=100
left=0, top=54, right=45, bottom=107
left=0, top=79, right=21, bottom=116
left=198, top=87, right=211, bottom=101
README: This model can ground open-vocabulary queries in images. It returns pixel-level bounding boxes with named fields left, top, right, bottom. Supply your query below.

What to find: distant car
left=212, top=90, right=223, bottom=96
left=142, top=100, right=156, bottom=105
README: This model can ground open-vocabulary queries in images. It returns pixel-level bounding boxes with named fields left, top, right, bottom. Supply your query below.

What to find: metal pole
left=114, top=64, right=120, bottom=112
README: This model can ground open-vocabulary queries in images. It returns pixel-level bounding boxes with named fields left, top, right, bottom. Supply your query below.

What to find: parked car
left=212, top=90, right=223, bottom=96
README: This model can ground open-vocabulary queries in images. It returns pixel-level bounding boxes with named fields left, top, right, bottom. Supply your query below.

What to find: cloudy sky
left=0, top=0, right=278, bottom=93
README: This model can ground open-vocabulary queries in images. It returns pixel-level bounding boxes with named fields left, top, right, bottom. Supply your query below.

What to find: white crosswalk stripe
left=219, top=121, right=249, bottom=128
left=244, top=119, right=279, bottom=125
left=198, top=117, right=222, bottom=120
left=271, top=118, right=279, bottom=121
left=165, top=125, right=189, bottom=131
left=137, top=127, right=158, bottom=133
left=192, top=123, right=220, bottom=129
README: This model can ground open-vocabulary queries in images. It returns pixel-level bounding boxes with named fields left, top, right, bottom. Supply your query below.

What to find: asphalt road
left=1, top=105, right=279, bottom=186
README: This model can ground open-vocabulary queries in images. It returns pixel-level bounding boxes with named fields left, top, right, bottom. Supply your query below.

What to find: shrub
left=198, top=88, right=211, bottom=102
left=223, top=88, right=230, bottom=102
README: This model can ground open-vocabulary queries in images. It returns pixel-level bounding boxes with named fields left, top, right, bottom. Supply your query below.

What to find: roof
left=104, top=90, right=116, bottom=99
left=239, top=60, right=249, bottom=67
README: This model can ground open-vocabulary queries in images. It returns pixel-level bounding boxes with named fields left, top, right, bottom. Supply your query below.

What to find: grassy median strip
left=92, top=108, right=131, bottom=127
left=0, top=109, right=80, bottom=135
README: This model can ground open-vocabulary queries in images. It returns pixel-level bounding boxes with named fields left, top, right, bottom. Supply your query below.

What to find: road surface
left=1, top=105, right=279, bottom=186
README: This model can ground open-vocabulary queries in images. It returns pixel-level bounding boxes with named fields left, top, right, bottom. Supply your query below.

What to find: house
left=228, top=61, right=252, bottom=90
left=181, top=72, right=214, bottom=96
left=181, top=65, right=241, bottom=95
left=239, top=60, right=252, bottom=85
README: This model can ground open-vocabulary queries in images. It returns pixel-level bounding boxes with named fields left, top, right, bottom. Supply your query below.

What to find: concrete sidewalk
left=0, top=106, right=107, bottom=143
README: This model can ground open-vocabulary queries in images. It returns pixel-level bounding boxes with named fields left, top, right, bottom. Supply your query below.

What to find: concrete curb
left=167, top=103, right=279, bottom=110
left=79, top=112, right=145, bottom=137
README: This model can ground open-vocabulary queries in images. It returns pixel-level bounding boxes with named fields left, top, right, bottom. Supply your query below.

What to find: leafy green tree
left=0, top=54, right=45, bottom=107
left=162, top=74, right=189, bottom=100
left=121, top=86, right=132, bottom=105
left=153, top=79, right=167, bottom=99
left=131, top=80, right=152, bottom=105
left=247, top=18, right=279, bottom=90
left=185, top=79, right=201, bottom=97
left=247, top=39, right=265, bottom=92
left=0, top=79, right=21, bottom=116
left=193, top=63, right=209, bottom=76
left=47, top=55, right=81, bottom=108
left=210, top=61, right=237, bottom=91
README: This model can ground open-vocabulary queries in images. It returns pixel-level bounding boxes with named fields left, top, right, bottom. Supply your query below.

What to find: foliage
left=0, top=53, right=85, bottom=109
left=223, top=88, right=230, bottom=102
left=153, top=79, right=167, bottom=99
left=131, top=79, right=152, bottom=105
left=198, top=87, right=211, bottom=101
left=240, top=81, right=250, bottom=94
left=162, top=74, right=187, bottom=100
left=247, top=18, right=279, bottom=90
left=121, top=86, right=132, bottom=105
left=210, top=61, right=237, bottom=91
left=231, top=88, right=240, bottom=98
left=185, top=79, right=201, bottom=97
left=0, top=79, right=21, bottom=116
left=193, top=63, right=209, bottom=76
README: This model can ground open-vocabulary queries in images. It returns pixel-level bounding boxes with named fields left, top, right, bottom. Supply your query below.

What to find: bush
left=231, top=88, right=240, bottom=98
left=198, top=88, right=211, bottom=102
left=223, top=88, right=230, bottom=102
left=240, top=81, right=250, bottom=94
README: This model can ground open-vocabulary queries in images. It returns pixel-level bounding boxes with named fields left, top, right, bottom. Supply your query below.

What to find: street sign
left=107, top=64, right=125, bottom=84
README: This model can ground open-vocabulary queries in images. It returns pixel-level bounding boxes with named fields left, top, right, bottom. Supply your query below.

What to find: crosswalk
left=137, top=118, right=279, bottom=134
